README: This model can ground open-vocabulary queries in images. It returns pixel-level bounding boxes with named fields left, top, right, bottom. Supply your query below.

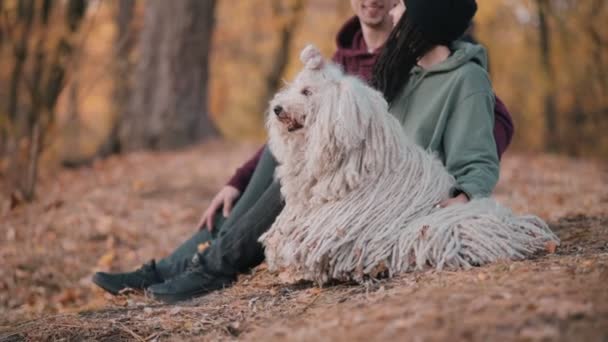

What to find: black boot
left=149, top=181, right=284, bottom=304
left=92, top=260, right=163, bottom=295
left=147, top=254, right=235, bottom=303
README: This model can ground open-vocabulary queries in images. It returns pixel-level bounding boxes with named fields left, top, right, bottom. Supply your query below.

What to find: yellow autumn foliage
left=6, top=0, right=605, bottom=160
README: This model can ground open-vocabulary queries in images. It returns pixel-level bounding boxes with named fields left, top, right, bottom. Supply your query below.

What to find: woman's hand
left=197, top=186, right=241, bottom=231
left=437, top=193, right=469, bottom=208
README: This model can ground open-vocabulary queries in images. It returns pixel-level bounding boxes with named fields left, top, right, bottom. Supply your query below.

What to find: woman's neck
left=417, top=45, right=451, bottom=69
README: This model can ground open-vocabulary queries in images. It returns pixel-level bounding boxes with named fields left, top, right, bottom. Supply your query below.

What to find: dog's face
left=268, top=53, right=343, bottom=136
left=269, top=77, right=315, bottom=134
left=267, top=45, right=391, bottom=184
left=268, top=45, right=387, bottom=149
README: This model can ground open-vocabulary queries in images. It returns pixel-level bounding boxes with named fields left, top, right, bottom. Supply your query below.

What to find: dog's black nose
left=273, top=105, right=283, bottom=115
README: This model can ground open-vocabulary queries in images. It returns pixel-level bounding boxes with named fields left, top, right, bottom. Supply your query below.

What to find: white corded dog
left=261, top=45, right=559, bottom=284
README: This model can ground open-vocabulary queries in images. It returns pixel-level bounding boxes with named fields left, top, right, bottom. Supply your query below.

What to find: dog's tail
left=390, top=198, right=560, bottom=273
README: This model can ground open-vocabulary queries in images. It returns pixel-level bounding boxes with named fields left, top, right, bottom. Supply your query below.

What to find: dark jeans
left=198, top=181, right=283, bottom=277
left=155, top=146, right=283, bottom=280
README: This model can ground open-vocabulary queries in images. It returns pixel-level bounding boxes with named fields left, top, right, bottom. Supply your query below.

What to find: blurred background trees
left=0, top=0, right=606, bottom=200
left=478, top=0, right=607, bottom=156
left=0, top=0, right=87, bottom=199
left=117, top=0, right=217, bottom=151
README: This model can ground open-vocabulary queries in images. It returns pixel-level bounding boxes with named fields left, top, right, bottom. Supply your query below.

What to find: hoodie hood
left=403, top=41, right=489, bottom=98
left=421, top=41, right=489, bottom=74
left=331, top=16, right=381, bottom=83
left=335, top=16, right=370, bottom=57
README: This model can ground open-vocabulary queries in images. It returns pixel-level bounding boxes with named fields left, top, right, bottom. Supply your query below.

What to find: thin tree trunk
left=585, top=0, right=607, bottom=97
left=5, top=0, right=35, bottom=194
left=120, top=0, right=217, bottom=151
left=98, top=0, right=135, bottom=156
left=17, top=0, right=85, bottom=199
left=536, top=0, right=558, bottom=152
left=258, top=0, right=306, bottom=116
left=23, top=120, right=41, bottom=201
left=7, top=0, right=34, bottom=124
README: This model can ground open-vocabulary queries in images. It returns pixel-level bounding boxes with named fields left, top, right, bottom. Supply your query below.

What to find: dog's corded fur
left=261, top=45, right=559, bottom=284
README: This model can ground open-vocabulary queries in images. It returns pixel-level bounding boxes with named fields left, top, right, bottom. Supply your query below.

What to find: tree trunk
left=98, top=0, right=135, bottom=156
left=120, top=0, right=217, bottom=151
left=7, top=0, right=35, bottom=125
left=258, top=0, right=305, bottom=116
left=536, top=0, right=559, bottom=152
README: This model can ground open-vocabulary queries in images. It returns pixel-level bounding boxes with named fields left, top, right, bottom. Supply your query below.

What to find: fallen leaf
left=308, top=287, right=322, bottom=296
left=97, top=250, right=115, bottom=268
left=197, top=241, right=210, bottom=253
left=131, top=179, right=145, bottom=191
left=9, top=191, right=24, bottom=210
left=545, top=241, right=558, bottom=254
left=54, top=288, right=79, bottom=306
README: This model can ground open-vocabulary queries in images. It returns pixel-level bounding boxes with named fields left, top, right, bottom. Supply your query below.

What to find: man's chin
left=359, top=16, right=388, bottom=28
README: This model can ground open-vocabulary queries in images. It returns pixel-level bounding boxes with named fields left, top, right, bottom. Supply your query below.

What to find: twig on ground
left=118, top=322, right=145, bottom=342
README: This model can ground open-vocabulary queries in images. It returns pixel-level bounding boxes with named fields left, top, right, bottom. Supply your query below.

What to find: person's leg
left=201, top=181, right=283, bottom=276
left=92, top=212, right=226, bottom=295
left=148, top=181, right=284, bottom=303
left=92, top=147, right=278, bottom=294
left=154, top=146, right=278, bottom=279
left=153, top=216, right=223, bottom=280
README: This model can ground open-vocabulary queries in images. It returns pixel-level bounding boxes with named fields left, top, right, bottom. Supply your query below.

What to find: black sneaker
left=148, top=256, right=235, bottom=303
left=92, top=260, right=163, bottom=295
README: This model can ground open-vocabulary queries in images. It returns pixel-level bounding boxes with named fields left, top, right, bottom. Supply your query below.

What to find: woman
left=375, top=0, right=498, bottom=206
left=94, top=0, right=501, bottom=303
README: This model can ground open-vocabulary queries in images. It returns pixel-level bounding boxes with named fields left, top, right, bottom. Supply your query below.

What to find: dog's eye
left=301, top=88, right=312, bottom=97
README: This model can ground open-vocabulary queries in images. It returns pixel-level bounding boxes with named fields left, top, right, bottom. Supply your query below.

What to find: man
left=93, top=0, right=513, bottom=303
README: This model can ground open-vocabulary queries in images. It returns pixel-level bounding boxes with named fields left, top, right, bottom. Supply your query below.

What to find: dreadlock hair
left=372, top=13, right=434, bottom=104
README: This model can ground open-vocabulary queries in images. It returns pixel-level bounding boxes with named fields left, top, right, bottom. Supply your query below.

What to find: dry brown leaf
left=545, top=241, right=558, bottom=254
left=97, top=250, right=115, bottom=268
left=54, top=289, right=79, bottom=306
left=131, top=179, right=145, bottom=191
left=308, top=287, right=322, bottom=296
left=197, top=242, right=210, bottom=253
left=9, top=191, right=24, bottom=210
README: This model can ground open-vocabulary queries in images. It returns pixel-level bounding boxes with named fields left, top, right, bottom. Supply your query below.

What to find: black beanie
left=405, top=0, right=478, bottom=45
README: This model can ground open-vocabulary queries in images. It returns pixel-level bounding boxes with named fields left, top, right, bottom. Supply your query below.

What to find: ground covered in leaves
left=1, top=141, right=607, bottom=341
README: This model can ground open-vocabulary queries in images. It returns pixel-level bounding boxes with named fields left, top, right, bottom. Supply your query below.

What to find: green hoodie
left=388, top=41, right=499, bottom=199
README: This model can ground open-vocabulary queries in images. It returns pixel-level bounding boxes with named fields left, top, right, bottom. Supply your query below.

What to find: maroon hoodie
left=227, top=16, right=514, bottom=192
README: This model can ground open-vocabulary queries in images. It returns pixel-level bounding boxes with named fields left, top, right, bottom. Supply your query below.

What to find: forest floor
left=1, top=141, right=607, bottom=341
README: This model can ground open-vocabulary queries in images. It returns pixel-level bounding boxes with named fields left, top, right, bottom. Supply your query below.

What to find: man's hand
left=437, top=193, right=469, bottom=208
left=197, top=186, right=241, bottom=231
